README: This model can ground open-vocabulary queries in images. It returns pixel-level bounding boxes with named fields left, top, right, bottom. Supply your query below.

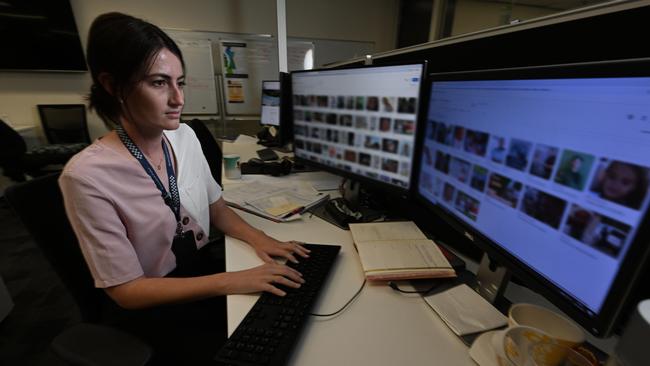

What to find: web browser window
left=418, top=77, right=650, bottom=313
left=292, top=64, right=424, bottom=189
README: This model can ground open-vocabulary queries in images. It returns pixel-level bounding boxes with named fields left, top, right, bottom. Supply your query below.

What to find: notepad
left=349, top=221, right=456, bottom=281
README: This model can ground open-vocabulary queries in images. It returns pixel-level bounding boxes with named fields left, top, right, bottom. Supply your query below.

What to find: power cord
left=310, top=279, right=367, bottom=317
left=388, top=281, right=442, bottom=295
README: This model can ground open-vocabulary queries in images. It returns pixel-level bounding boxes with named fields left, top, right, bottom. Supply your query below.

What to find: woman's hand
left=209, top=199, right=311, bottom=264
left=223, top=262, right=305, bottom=296
left=250, top=235, right=311, bottom=264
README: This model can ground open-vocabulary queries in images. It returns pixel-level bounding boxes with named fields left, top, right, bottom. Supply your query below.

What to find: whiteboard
left=174, top=39, right=218, bottom=114
left=164, top=29, right=375, bottom=116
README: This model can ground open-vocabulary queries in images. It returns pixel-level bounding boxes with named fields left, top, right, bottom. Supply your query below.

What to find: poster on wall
left=226, top=79, right=245, bottom=103
left=220, top=40, right=249, bottom=105
left=220, top=39, right=274, bottom=113
left=221, top=41, right=249, bottom=77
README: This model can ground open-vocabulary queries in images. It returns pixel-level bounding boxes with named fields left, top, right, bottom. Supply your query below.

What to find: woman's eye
left=178, top=81, right=186, bottom=88
left=152, top=79, right=167, bottom=87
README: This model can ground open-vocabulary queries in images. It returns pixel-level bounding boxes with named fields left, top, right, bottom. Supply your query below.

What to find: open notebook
left=350, top=221, right=456, bottom=281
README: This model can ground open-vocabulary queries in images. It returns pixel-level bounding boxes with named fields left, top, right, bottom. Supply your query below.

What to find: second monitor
left=291, top=62, right=427, bottom=193
left=260, top=80, right=281, bottom=127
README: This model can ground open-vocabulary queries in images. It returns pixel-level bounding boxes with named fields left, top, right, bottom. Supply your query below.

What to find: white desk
left=222, top=139, right=474, bottom=365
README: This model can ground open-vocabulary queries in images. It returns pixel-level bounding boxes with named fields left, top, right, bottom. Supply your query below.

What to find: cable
left=388, top=281, right=441, bottom=295
left=310, top=279, right=366, bottom=317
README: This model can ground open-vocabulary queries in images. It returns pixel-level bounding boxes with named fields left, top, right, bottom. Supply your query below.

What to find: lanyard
left=116, top=126, right=183, bottom=236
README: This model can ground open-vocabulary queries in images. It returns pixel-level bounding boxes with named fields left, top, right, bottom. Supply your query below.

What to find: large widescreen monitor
left=291, top=62, right=426, bottom=192
left=414, top=59, right=650, bottom=336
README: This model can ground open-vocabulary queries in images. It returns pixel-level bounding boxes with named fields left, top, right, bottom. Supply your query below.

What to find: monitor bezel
left=290, top=61, right=429, bottom=196
left=412, top=58, right=650, bottom=337
left=260, top=80, right=281, bottom=127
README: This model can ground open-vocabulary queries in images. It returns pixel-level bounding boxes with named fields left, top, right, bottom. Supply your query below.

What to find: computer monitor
left=257, top=74, right=292, bottom=150
left=260, top=80, right=281, bottom=126
left=291, top=62, right=427, bottom=193
left=414, top=59, right=650, bottom=337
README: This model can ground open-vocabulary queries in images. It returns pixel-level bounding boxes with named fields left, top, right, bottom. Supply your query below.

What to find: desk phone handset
left=325, top=198, right=363, bottom=226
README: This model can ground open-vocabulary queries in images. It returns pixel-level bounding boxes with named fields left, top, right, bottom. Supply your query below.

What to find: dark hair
left=86, top=12, right=185, bottom=127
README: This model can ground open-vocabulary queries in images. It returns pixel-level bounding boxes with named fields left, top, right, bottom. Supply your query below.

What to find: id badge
left=171, top=230, right=197, bottom=270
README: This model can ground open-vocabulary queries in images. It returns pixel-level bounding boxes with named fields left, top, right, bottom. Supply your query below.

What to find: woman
left=59, top=12, right=308, bottom=363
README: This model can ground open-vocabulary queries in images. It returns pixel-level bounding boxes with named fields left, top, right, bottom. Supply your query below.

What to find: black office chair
left=0, top=118, right=28, bottom=181
left=186, top=119, right=223, bottom=185
left=37, top=104, right=91, bottom=145
left=0, top=119, right=84, bottom=181
left=4, top=173, right=152, bottom=366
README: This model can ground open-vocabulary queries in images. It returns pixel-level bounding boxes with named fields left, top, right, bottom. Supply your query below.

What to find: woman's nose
left=169, top=84, right=184, bottom=106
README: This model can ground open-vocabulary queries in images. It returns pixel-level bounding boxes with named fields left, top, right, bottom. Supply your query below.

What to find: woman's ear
left=97, top=72, right=115, bottom=96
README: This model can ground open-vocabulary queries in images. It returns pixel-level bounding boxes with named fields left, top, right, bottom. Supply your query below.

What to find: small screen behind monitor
left=292, top=63, right=424, bottom=190
left=416, top=63, right=650, bottom=334
left=261, top=81, right=281, bottom=126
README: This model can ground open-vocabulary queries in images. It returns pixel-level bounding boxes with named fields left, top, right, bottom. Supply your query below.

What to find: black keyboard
left=214, top=243, right=341, bottom=366
left=257, top=148, right=279, bottom=161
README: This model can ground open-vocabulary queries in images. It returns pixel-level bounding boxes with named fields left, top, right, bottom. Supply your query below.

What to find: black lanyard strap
left=116, top=126, right=183, bottom=235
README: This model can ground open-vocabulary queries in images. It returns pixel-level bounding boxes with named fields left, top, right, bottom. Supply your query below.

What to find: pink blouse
left=59, top=125, right=221, bottom=288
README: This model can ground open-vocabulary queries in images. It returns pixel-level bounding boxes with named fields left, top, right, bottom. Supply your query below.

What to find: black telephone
left=324, top=198, right=363, bottom=226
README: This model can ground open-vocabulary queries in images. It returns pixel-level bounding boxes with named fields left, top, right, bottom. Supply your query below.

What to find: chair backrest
left=4, top=173, right=106, bottom=322
left=186, top=119, right=223, bottom=185
left=37, top=104, right=91, bottom=144
left=0, top=118, right=27, bottom=156
left=0, top=119, right=28, bottom=181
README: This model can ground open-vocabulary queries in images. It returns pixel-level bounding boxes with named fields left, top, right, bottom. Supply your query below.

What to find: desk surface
left=222, top=139, right=474, bottom=365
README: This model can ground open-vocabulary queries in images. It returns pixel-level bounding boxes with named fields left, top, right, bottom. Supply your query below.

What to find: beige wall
left=451, top=0, right=554, bottom=37
left=0, top=0, right=398, bottom=140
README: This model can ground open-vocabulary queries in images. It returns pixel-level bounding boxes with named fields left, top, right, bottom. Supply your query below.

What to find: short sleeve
left=200, top=151, right=222, bottom=204
left=59, top=172, right=144, bottom=288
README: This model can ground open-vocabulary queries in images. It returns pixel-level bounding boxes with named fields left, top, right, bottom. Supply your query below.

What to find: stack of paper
left=222, top=181, right=329, bottom=222
left=423, top=284, right=507, bottom=336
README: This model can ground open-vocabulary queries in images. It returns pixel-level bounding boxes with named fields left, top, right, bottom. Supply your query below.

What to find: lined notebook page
left=356, top=239, right=451, bottom=272
left=349, top=221, right=427, bottom=242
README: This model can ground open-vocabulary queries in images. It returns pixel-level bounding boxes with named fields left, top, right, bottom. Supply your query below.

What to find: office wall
left=0, top=0, right=398, bottom=140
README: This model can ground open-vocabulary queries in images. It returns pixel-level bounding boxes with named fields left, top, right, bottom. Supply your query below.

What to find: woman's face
left=123, top=48, right=185, bottom=132
left=602, top=164, right=637, bottom=200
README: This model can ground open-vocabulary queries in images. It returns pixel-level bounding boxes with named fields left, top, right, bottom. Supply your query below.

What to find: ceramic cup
left=508, top=303, right=585, bottom=348
left=492, top=325, right=551, bottom=366
left=223, top=154, right=241, bottom=179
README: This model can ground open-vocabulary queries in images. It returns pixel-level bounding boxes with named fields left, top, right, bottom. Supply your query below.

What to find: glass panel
left=436, top=0, right=614, bottom=40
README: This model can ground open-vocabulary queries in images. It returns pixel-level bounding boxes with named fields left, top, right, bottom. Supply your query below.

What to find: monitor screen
left=261, top=81, right=281, bottom=126
left=292, top=63, right=425, bottom=191
left=415, top=60, right=650, bottom=336
left=1, top=0, right=87, bottom=71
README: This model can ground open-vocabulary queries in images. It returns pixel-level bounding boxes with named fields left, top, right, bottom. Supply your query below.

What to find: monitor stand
left=475, top=254, right=511, bottom=306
